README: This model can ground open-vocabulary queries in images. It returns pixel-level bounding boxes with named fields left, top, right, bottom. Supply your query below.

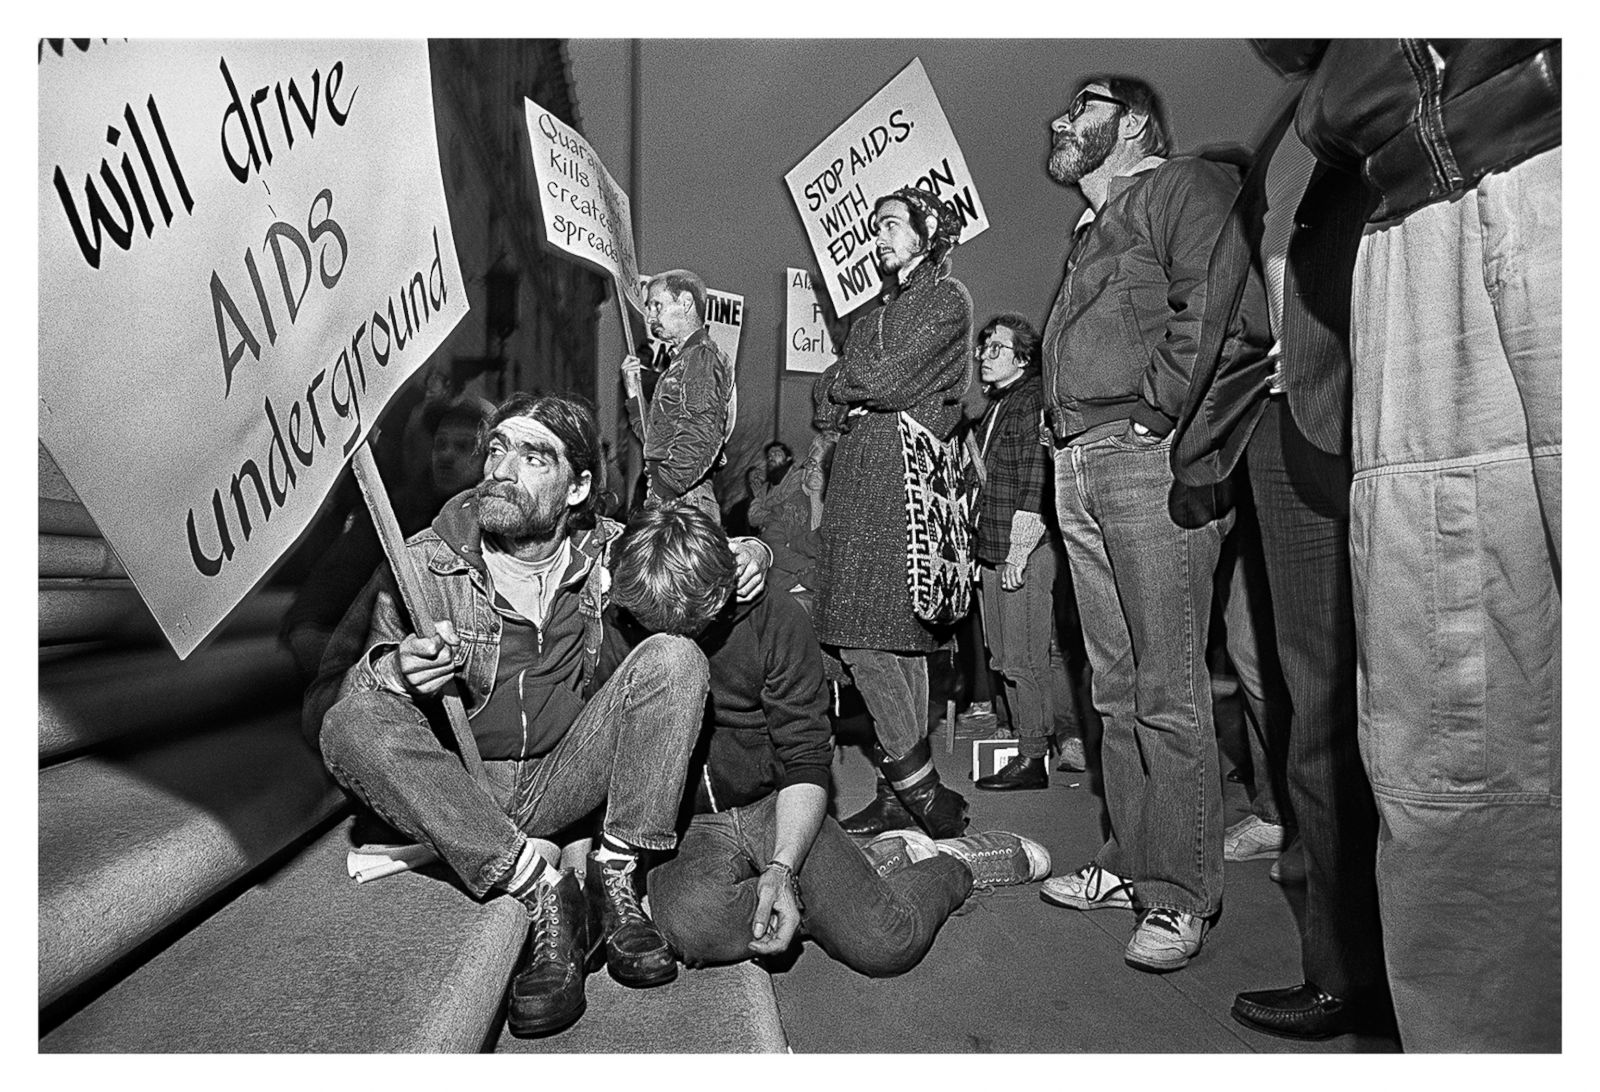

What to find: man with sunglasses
left=1035, top=76, right=1243, bottom=973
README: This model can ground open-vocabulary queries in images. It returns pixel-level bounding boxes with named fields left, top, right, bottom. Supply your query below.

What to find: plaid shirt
left=972, top=372, right=1050, bottom=565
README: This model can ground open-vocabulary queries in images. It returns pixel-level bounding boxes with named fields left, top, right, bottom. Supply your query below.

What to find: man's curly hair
left=610, top=502, right=738, bottom=637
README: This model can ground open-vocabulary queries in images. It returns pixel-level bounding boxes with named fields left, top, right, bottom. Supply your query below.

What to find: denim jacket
left=331, top=493, right=622, bottom=719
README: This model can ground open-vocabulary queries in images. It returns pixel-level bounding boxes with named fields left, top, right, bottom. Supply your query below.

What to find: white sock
left=501, top=837, right=559, bottom=899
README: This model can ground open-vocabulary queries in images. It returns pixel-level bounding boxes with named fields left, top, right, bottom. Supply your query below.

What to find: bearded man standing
left=1033, top=76, right=1241, bottom=974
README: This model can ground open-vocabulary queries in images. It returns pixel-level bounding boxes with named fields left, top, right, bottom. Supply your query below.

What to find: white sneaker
left=1125, top=907, right=1207, bottom=972
left=1224, top=815, right=1290, bottom=862
left=1040, top=862, right=1135, bottom=911
left=1055, top=735, right=1087, bottom=772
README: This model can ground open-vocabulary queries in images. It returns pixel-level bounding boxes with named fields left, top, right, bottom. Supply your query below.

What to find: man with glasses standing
left=1034, top=76, right=1241, bottom=973
left=622, top=269, right=737, bottom=519
left=967, top=315, right=1057, bottom=792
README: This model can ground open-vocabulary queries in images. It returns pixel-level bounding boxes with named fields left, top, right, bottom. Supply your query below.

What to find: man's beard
left=475, top=480, right=566, bottom=543
left=766, top=463, right=789, bottom=486
left=1047, top=114, right=1118, bottom=184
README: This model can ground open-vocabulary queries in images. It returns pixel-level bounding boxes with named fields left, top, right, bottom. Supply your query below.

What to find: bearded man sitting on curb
left=603, top=503, right=1051, bottom=976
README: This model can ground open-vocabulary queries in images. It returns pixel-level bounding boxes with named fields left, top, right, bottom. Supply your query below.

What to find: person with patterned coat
left=811, top=185, right=973, bottom=840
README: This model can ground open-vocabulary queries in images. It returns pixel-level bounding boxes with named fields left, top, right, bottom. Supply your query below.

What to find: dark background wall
left=565, top=39, right=1293, bottom=486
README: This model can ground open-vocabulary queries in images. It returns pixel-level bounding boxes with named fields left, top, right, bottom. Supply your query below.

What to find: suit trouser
left=1247, top=397, right=1385, bottom=1003
left=1349, top=148, right=1561, bottom=1051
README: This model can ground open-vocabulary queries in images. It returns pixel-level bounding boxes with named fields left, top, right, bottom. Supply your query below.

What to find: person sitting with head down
left=607, top=502, right=1052, bottom=976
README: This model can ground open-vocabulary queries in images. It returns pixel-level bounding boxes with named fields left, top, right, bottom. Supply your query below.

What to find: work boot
left=506, top=870, right=589, bottom=1037
left=885, top=739, right=969, bottom=839
left=585, top=853, right=677, bottom=988
left=839, top=775, right=916, bottom=838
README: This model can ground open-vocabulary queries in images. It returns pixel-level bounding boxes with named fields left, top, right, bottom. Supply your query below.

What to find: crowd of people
left=296, top=39, right=1560, bottom=1052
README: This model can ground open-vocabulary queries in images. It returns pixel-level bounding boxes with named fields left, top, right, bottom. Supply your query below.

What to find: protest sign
left=39, top=39, right=469, bottom=659
left=525, top=98, right=642, bottom=314
left=637, top=275, right=745, bottom=368
left=784, top=57, right=989, bottom=316
left=785, top=267, right=841, bottom=374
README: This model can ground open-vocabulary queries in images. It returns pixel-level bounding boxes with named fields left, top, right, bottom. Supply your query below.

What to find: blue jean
left=1054, top=426, right=1232, bottom=916
left=648, top=795, right=971, bottom=977
left=838, top=648, right=928, bottom=760
left=979, top=542, right=1057, bottom=758
left=321, top=633, right=710, bottom=897
left=1350, top=148, right=1560, bottom=1051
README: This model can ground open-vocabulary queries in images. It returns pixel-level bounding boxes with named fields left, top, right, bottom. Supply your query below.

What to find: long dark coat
left=812, top=255, right=972, bottom=652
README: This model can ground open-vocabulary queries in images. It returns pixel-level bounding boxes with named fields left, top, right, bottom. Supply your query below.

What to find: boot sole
left=507, top=997, right=587, bottom=1038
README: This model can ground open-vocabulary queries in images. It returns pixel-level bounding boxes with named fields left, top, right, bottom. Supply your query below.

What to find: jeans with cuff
left=978, top=542, right=1057, bottom=759
left=321, top=633, right=710, bottom=897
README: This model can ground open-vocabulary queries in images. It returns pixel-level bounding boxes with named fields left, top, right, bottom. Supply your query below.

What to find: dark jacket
left=318, top=493, right=620, bottom=756
left=812, top=254, right=972, bottom=652
left=1042, top=155, right=1244, bottom=439
left=972, top=372, right=1050, bottom=565
left=1173, top=96, right=1378, bottom=484
left=628, top=325, right=736, bottom=503
left=1287, top=39, right=1560, bottom=224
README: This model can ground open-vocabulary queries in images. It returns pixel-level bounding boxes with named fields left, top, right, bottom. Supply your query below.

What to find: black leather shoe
left=839, top=778, right=916, bottom=838
left=507, top=870, right=589, bottom=1037
left=898, top=779, right=969, bottom=838
left=975, top=754, right=1048, bottom=792
left=1231, top=983, right=1373, bottom=1041
left=586, top=854, right=677, bottom=988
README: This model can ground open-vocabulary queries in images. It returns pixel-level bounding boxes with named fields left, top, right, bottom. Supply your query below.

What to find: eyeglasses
left=1065, top=89, right=1128, bottom=121
left=977, top=342, right=1016, bottom=359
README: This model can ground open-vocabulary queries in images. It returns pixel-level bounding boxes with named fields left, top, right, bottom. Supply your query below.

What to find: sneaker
left=1125, top=907, right=1207, bottom=973
left=1040, top=862, right=1135, bottom=911
left=1224, top=815, right=1290, bottom=862
left=1055, top=735, right=1087, bottom=773
left=860, top=828, right=938, bottom=878
left=934, top=830, right=1051, bottom=887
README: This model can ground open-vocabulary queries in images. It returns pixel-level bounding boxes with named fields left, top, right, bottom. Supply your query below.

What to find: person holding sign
left=1034, top=76, right=1242, bottom=975
left=621, top=269, right=736, bottom=519
left=317, top=393, right=773, bottom=1037
left=811, top=185, right=973, bottom=840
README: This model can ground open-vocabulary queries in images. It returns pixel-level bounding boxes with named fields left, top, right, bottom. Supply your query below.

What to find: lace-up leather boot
left=585, top=852, right=677, bottom=988
left=507, top=869, right=589, bottom=1037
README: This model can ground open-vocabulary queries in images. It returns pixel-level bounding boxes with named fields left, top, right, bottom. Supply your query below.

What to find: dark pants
left=1247, top=397, right=1384, bottom=1002
left=649, top=795, right=972, bottom=977
left=321, top=634, right=710, bottom=897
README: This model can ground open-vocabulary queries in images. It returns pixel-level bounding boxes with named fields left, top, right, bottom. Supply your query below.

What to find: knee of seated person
left=630, top=632, right=709, bottom=684
left=320, top=689, right=408, bottom=770
left=835, top=938, right=930, bottom=979
left=649, top=869, right=748, bottom=966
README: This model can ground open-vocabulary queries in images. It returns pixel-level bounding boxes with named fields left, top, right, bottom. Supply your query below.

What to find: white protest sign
left=638, top=275, right=745, bottom=368
left=785, top=267, right=840, bottom=374
left=39, top=39, right=469, bottom=658
left=525, top=97, right=641, bottom=312
left=784, top=57, right=989, bottom=316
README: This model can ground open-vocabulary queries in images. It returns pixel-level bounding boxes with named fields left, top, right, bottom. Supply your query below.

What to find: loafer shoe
left=934, top=830, right=1051, bottom=887
left=975, top=754, right=1048, bottom=792
left=1040, top=862, right=1134, bottom=911
left=1231, top=983, right=1373, bottom=1040
left=1124, top=907, right=1207, bottom=973
left=1224, top=815, right=1290, bottom=862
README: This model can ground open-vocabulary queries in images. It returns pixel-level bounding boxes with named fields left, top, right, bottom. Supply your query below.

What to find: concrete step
left=40, top=635, right=302, bottom=760
left=43, top=817, right=528, bottom=1053
left=39, top=710, right=344, bottom=1009
left=39, top=533, right=126, bottom=578
left=39, top=581, right=294, bottom=646
left=494, top=959, right=788, bottom=1053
